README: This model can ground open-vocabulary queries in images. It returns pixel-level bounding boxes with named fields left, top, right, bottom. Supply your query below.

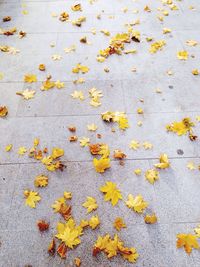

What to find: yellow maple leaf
left=52, top=197, right=65, bottom=212
left=56, top=219, right=82, bottom=249
left=118, top=116, right=129, bottom=130
left=163, top=28, right=171, bottom=34
left=134, top=169, right=142, bottom=175
left=100, top=181, right=122, bottom=206
left=129, top=140, right=140, bottom=150
left=187, top=162, right=196, bottom=170
left=100, top=29, right=110, bottom=36
left=145, top=169, right=159, bottom=184
left=71, top=90, right=85, bottom=100
left=93, top=157, right=110, bottom=173
left=24, top=74, right=37, bottom=83
left=0, top=106, right=8, bottom=117
left=64, top=191, right=72, bottom=199
left=177, top=51, right=188, bottom=60
left=166, top=117, right=194, bottom=136
left=89, top=215, right=100, bottom=229
left=18, top=146, right=27, bottom=155
left=82, top=197, right=98, bottom=213
left=87, top=123, right=98, bottom=131
left=71, top=4, right=82, bottom=11
left=194, top=225, right=200, bottom=237
left=93, top=234, right=139, bottom=263
left=51, top=147, right=64, bottom=159
left=41, top=78, right=55, bottom=91
left=176, top=233, right=199, bottom=254
left=72, top=64, right=89, bottom=74
left=5, top=144, right=12, bottom=152
left=149, top=40, right=166, bottom=53
left=124, top=49, right=137, bottom=54
left=34, top=174, right=48, bottom=187
left=79, top=137, right=90, bottom=147
left=105, top=234, right=120, bottom=258
left=144, top=213, right=157, bottom=224
left=41, top=156, right=53, bottom=166
left=113, top=217, right=126, bottom=231
left=90, top=97, right=101, bottom=107
left=121, top=247, right=139, bottom=263
left=192, top=69, right=199, bottom=75
left=0, top=72, right=4, bottom=80
left=74, top=257, right=81, bottom=267
left=143, top=141, right=153, bottom=150
left=64, top=45, right=76, bottom=53
left=52, top=54, right=62, bottom=60
left=16, top=89, right=36, bottom=100
left=24, top=190, right=41, bottom=208
left=186, top=40, right=198, bottom=46
left=55, top=80, right=65, bottom=89
left=96, top=56, right=106, bottom=62
left=154, top=154, right=170, bottom=169
left=125, top=194, right=148, bottom=213
left=57, top=227, right=81, bottom=249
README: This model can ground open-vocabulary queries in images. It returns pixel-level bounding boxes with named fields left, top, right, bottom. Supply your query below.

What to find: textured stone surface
left=0, top=0, right=200, bottom=267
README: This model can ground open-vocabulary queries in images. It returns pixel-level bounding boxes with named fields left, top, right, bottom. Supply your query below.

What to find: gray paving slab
left=1, top=0, right=200, bottom=266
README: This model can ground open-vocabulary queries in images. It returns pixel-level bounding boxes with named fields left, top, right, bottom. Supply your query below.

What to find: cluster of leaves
left=101, top=111, right=129, bottom=130
left=93, top=234, right=139, bottom=263
left=49, top=191, right=100, bottom=259
left=166, top=117, right=197, bottom=140
left=97, top=28, right=140, bottom=61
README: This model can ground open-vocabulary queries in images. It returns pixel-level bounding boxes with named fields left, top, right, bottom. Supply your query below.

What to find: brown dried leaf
left=37, top=220, right=49, bottom=232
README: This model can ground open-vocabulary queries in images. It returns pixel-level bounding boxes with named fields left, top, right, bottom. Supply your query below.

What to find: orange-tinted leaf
left=57, top=242, right=67, bottom=259
left=37, top=220, right=49, bottom=232
left=48, top=238, right=56, bottom=256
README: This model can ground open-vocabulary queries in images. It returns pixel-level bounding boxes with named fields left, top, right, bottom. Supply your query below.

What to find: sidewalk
left=0, top=0, right=200, bottom=266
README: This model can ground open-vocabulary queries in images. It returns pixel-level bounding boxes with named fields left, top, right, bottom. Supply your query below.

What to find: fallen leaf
left=72, top=64, right=89, bottom=74
left=145, top=169, right=159, bottom=184
left=134, top=169, right=142, bottom=175
left=100, top=181, right=122, bottom=206
left=89, top=215, right=100, bottom=229
left=52, top=147, right=64, bottom=159
left=113, top=217, right=126, bottom=231
left=154, top=154, right=170, bottom=169
left=71, top=90, right=85, bottom=100
left=0, top=106, right=8, bottom=117
left=113, top=149, right=126, bottom=159
left=16, top=89, right=36, bottom=100
left=144, top=213, right=157, bottom=224
left=187, top=162, right=196, bottom=170
left=176, top=233, right=199, bottom=254
left=125, top=194, right=148, bottom=213
left=87, top=123, right=98, bottom=131
left=129, top=140, right=140, bottom=150
left=18, top=146, right=27, bottom=155
left=194, top=225, right=200, bottom=237
left=37, top=220, right=49, bottom=232
left=93, top=157, right=110, bottom=173
left=24, top=74, right=37, bottom=83
left=74, top=257, right=81, bottom=267
left=177, top=51, right=188, bottom=60
left=143, top=142, right=153, bottom=150
left=5, top=144, right=12, bottom=152
left=24, top=190, right=41, bottom=208
left=71, top=4, right=82, bottom=11
left=48, top=238, right=56, bottom=256
left=34, top=174, right=48, bottom=187
left=82, top=197, right=98, bottom=213
left=149, top=40, right=166, bottom=53
left=57, top=242, right=67, bottom=258
left=79, top=137, right=90, bottom=147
